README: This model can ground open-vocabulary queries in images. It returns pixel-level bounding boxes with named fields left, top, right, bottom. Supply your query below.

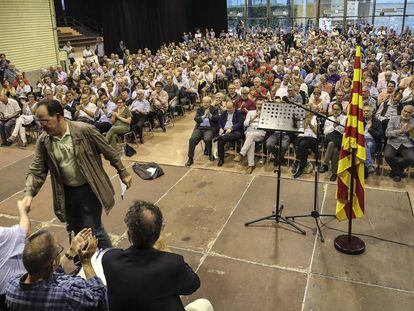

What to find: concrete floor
left=1, top=112, right=414, bottom=310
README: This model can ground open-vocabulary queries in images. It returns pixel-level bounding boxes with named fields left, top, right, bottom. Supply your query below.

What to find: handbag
left=124, top=143, right=137, bottom=157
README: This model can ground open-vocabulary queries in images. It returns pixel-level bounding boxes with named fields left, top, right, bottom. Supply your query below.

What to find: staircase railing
left=57, top=16, right=103, bottom=36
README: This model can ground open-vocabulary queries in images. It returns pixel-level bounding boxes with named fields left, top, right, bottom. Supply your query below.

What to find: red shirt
left=234, top=98, right=256, bottom=116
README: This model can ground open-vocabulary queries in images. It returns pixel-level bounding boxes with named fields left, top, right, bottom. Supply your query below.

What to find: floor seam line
left=311, top=272, right=414, bottom=294
left=195, top=175, right=256, bottom=273
left=0, top=152, right=35, bottom=171
left=207, top=252, right=308, bottom=274
left=301, top=183, right=328, bottom=311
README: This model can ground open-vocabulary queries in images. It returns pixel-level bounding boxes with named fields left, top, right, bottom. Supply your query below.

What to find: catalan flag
left=336, top=45, right=365, bottom=221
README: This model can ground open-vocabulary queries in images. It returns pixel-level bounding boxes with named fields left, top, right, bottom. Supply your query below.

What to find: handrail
left=57, top=16, right=102, bottom=35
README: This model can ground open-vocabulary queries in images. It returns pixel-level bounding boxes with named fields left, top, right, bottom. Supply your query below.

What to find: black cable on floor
left=320, top=220, right=414, bottom=249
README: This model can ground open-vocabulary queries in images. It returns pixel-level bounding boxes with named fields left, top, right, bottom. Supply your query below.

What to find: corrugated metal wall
left=0, top=0, right=59, bottom=72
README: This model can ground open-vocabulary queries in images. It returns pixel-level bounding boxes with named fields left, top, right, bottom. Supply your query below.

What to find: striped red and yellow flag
left=336, top=45, right=366, bottom=221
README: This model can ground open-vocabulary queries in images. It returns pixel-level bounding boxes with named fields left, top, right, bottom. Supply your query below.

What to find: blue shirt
left=130, top=99, right=150, bottom=114
left=224, top=112, right=234, bottom=130
left=0, top=226, right=26, bottom=295
left=97, top=101, right=117, bottom=124
left=5, top=268, right=107, bottom=311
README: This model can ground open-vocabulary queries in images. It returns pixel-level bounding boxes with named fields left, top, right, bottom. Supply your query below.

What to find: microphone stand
left=285, top=101, right=344, bottom=242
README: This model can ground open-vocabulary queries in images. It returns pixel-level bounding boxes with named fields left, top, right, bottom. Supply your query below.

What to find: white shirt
left=299, top=116, right=317, bottom=138
left=324, top=114, right=347, bottom=135
left=78, top=102, right=97, bottom=120
left=0, top=98, right=21, bottom=118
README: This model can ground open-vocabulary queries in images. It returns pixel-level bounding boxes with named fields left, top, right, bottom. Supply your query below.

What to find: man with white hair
left=384, top=105, right=414, bottom=182
left=0, top=94, right=21, bottom=146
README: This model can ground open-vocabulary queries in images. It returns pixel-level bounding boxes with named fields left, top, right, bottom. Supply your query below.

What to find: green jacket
left=24, top=120, right=130, bottom=222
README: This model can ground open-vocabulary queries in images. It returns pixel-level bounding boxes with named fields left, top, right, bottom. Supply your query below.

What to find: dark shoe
left=204, top=149, right=208, bottom=155
left=393, top=175, right=402, bottom=182
left=330, top=174, right=337, bottom=182
left=318, top=164, right=329, bottom=173
left=185, top=158, right=193, bottom=167
left=367, top=165, right=375, bottom=175
left=162, top=127, right=166, bottom=133
left=209, top=154, right=214, bottom=161
left=0, top=142, right=7, bottom=146
left=291, top=160, right=299, bottom=174
left=293, top=168, right=303, bottom=179
left=218, top=158, right=224, bottom=167
left=4, top=141, right=12, bottom=146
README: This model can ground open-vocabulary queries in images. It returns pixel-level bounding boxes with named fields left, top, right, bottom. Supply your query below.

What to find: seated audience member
left=309, top=85, right=330, bottom=109
left=5, top=229, right=107, bottom=311
left=384, top=105, right=414, bottom=182
left=266, top=126, right=291, bottom=168
left=75, top=94, right=97, bottom=124
left=251, top=77, right=270, bottom=101
left=62, top=91, right=78, bottom=120
left=401, top=78, right=414, bottom=105
left=292, top=112, right=318, bottom=178
left=212, top=92, right=226, bottom=112
left=149, top=81, right=168, bottom=132
left=376, top=71, right=394, bottom=93
left=376, top=82, right=403, bottom=131
left=186, top=96, right=219, bottom=167
left=164, top=76, right=180, bottom=114
left=0, top=200, right=30, bottom=310
left=285, top=84, right=304, bottom=105
left=227, top=83, right=240, bottom=102
left=270, top=78, right=287, bottom=101
left=6, top=95, right=38, bottom=147
left=327, top=89, right=349, bottom=115
left=363, top=104, right=383, bottom=175
left=234, top=102, right=265, bottom=174
left=130, top=89, right=151, bottom=143
left=102, top=200, right=212, bottom=311
left=234, top=87, right=256, bottom=116
left=186, top=72, right=199, bottom=109
left=215, top=101, right=244, bottom=167
left=94, top=93, right=117, bottom=134
left=0, top=94, right=21, bottom=146
left=0, top=80, right=16, bottom=98
left=319, top=103, right=346, bottom=181
left=106, top=98, right=132, bottom=148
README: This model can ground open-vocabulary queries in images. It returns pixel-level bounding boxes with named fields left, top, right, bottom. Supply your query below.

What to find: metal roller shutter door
left=0, top=0, right=59, bottom=72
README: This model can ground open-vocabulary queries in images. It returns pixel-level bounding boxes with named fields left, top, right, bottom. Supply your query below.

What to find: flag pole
left=347, top=148, right=355, bottom=244
left=334, top=147, right=365, bottom=255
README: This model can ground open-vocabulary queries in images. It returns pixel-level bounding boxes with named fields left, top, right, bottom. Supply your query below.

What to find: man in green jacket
left=20, top=99, right=132, bottom=249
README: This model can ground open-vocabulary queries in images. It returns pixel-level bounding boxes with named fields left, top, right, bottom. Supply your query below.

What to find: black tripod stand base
left=334, top=234, right=365, bottom=255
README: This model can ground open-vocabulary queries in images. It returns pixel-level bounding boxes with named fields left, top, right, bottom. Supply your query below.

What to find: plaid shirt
left=5, top=267, right=107, bottom=311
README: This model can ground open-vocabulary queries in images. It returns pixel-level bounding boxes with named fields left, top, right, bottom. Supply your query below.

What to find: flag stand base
left=334, top=234, right=365, bottom=255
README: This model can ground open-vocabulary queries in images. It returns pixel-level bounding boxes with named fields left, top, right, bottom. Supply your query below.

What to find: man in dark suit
left=363, top=104, right=383, bottom=175
left=216, top=101, right=244, bottom=166
left=186, top=96, right=219, bottom=167
left=102, top=201, right=210, bottom=311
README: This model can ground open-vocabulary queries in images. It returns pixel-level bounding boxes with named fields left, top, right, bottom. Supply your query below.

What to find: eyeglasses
left=34, top=116, right=54, bottom=124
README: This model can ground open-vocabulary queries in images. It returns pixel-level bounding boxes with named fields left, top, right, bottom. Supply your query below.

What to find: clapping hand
left=69, top=228, right=93, bottom=256
left=78, top=234, right=98, bottom=264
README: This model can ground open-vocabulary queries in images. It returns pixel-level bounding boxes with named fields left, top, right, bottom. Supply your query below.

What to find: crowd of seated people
left=181, top=24, right=414, bottom=181
left=1, top=23, right=414, bottom=181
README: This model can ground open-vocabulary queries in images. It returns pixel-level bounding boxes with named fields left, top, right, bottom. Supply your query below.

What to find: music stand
left=245, top=102, right=306, bottom=235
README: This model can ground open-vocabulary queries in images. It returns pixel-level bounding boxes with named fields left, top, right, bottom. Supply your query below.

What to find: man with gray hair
left=130, top=89, right=151, bottom=143
left=384, top=105, right=414, bottom=182
left=0, top=94, right=21, bottom=146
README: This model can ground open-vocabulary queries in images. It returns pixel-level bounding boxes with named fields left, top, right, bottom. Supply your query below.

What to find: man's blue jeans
left=365, top=136, right=378, bottom=167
